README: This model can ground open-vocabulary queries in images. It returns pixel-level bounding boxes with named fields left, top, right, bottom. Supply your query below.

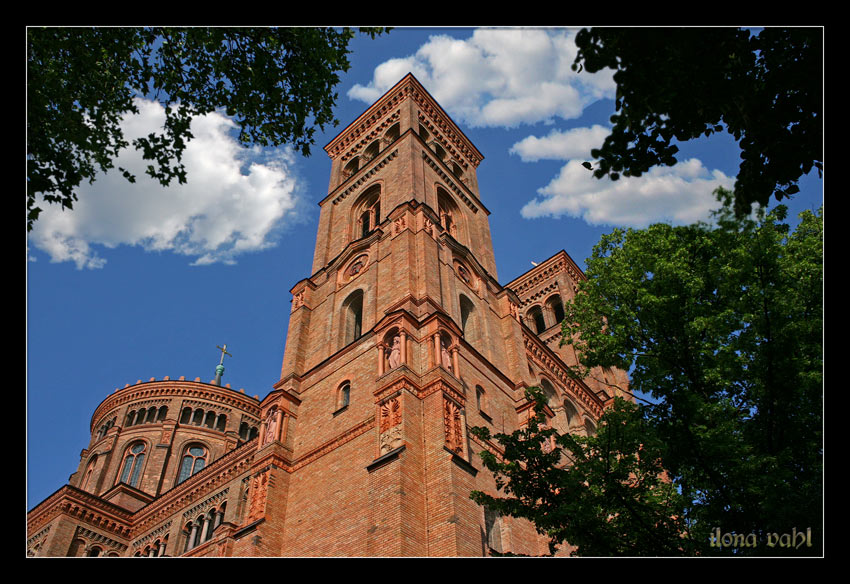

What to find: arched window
left=527, top=306, right=546, bottom=334
left=484, top=507, right=502, bottom=554
left=180, top=407, right=192, bottom=424
left=459, top=294, right=478, bottom=345
left=547, top=294, right=566, bottom=325
left=540, top=378, right=557, bottom=405
left=354, top=186, right=381, bottom=239
left=363, top=139, right=380, bottom=162
left=203, top=509, right=217, bottom=543
left=343, top=156, right=359, bottom=180
left=451, top=161, right=464, bottom=182
left=540, top=378, right=569, bottom=435
left=126, top=410, right=136, bottom=426
left=192, top=409, right=204, bottom=425
left=204, top=411, right=216, bottom=429
left=337, top=381, right=351, bottom=411
left=584, top=419, right=597, bottom=436
left=216, top=414, right=227, bottom=432
left=432, top=141, right=447, bottom=162
left=177, top=444, right=209, bottom=484
left=475, top=386, right=487, bottom=413
left=133, top=410, right=146, bottom=425
left=342, top=289, right=364, bottom=345
left=563, top=399, right=580, bottom=429
left=384, top=122, right=400, bottom=145
left=156, top=406, right=168, bottom=422
left=81, top=455, right=97, bottom=492
left=145, top=406, right=157, bottom=424
left=182, top=522, right=193, bottom=553
left=87, top=546, right=102, bottom=557
left=118, top=442, right=146, bottom=488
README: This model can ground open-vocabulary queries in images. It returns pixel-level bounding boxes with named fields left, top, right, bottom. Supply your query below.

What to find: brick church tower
left=27, top=74, right=624, bottom=557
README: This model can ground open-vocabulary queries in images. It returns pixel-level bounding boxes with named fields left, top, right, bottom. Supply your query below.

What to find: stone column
left=187, top=523, right=199, bottom=551
left=199, top=516, right=210, bottom=544
left=451, top=346, right=460, bottom=378
left=400, top=330, right=407, bottom=365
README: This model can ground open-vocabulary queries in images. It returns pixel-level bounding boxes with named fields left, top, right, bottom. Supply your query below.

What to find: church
left=26, top=74, right=628, bottom=557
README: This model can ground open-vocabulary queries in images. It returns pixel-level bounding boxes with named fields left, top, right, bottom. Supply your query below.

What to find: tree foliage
left=472, top=393, right=693, bottom=556
left=572, top=27, right=822, bottom=217
left=472, top=195, right=823, bottom=556
left=27, top=27, right=386, bottom=231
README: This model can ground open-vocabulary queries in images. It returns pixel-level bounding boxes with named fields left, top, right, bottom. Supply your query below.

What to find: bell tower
left=260, top=73, right=548, bottom=556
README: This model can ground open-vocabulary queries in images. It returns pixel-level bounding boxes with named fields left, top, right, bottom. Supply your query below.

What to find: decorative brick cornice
left=418, top=377, right=465, bottom=406
left=422, top=150, right=483, bottom=214
left=180, top=399, right=234, bottom=415
left=27, top=485, right=134, bottom=538
left=338, top=111, right=401, bottom=162
left=330, top=149, right=398, bottom=205
left=523, top=330, right=605, bottom=419
left=324, top=73, right=483, bottom=169
left=133, top=520, right=172, bottom=549
left=91, top=407, right=121, bottom=432
left=373, top=378, right=410, bottom=403
left=92, top=379, right=261, bottom=426
left=182, top=489, right=229, bottom=521
left=521, top=281, right=560, bottom=308
left=26, top=524, right=51, bottom=550
left=507, top=250, right=585, bottom=301
left=325, top=85, right=407, bottom=158
left=73, top=525, right=129, bottom=553
left=411, top=87, right=482, bottom=168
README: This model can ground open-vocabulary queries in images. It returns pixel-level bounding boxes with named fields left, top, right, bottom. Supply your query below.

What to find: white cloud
left=521, top=158, right=735, bottom=228
left=350, top=27, right=734, bottom=229
left=510, top=125, right=611, bottom=162
left=29, top=99, right=303, bottom=269
left=348, top=28, right=616, bottom=128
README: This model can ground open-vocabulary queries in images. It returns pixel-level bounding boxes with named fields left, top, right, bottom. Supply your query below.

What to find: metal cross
left=216, top=344, right=232, bottom=366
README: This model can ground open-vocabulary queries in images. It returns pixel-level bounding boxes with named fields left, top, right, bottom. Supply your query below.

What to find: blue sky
left=26, top=27, right=823, bottom=509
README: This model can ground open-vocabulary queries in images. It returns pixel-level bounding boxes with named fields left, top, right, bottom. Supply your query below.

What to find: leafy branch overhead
left=26, top=27, right=388, bottom=231
left=572, top=27, right=822, bottom=217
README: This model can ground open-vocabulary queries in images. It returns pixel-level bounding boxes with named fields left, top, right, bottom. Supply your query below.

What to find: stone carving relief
left=393, top=216, right=406, bottom=235
left=509, top=301, right=520, bottom=321
left=344, top=254, right=369, bottom=281
left=378, top=396, right=403, bottom=455
left=292, top=290, right=305, bottom=312
left=246, top=470, right=270, bottom=524
left=443, top=397, right=465, bottom=455
left=423, top=216, right=435, bottom=238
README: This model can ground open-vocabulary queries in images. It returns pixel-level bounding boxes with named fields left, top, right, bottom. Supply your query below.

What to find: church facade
left=27, top=74, right=627, bottom=557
